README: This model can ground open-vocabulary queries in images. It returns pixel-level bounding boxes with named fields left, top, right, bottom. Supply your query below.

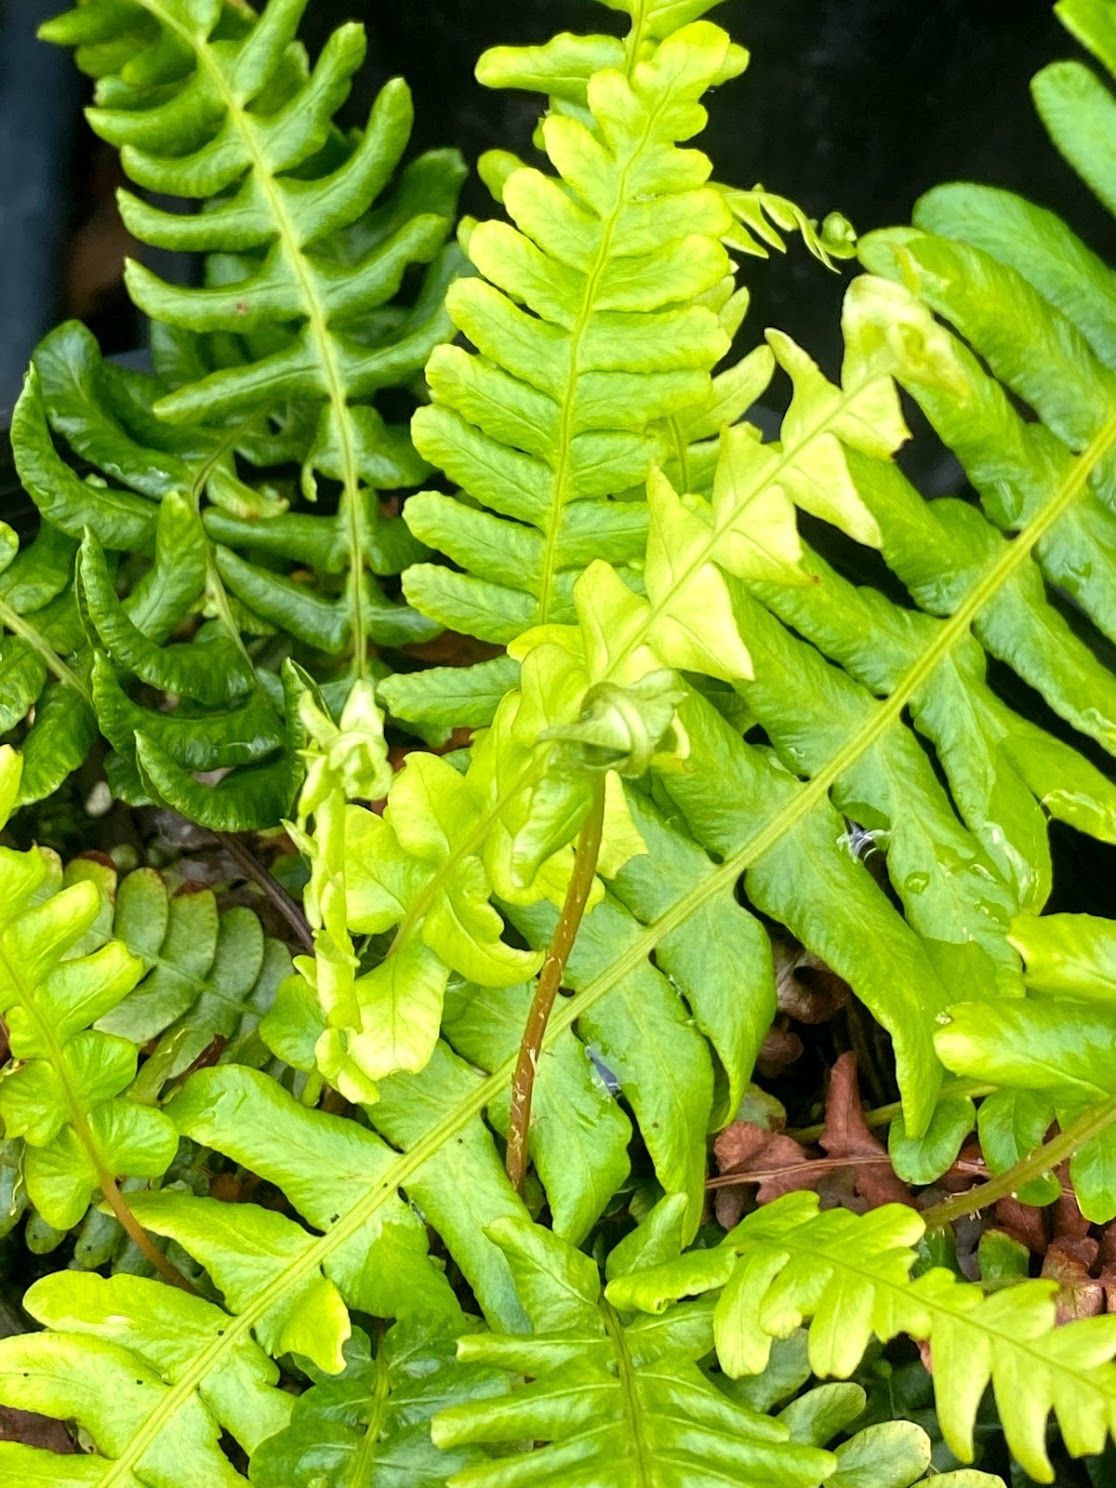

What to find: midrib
left=0, top=596, right=90, bottom=702
left=534, top=26, right=666, bottom=624
left=142, top=2, right=369, bottom=677
left=603, top=1302, right=656, bottom=1484
left=348, top=1348, right=390, bottom=1486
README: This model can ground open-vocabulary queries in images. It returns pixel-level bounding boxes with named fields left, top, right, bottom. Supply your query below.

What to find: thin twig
left=786, top=1079, right=997, bottom=1144
left=922, top=1094, right=1116, bottom=1229
left=706, top=1154, right=1076, bottom=1198
left=707, top=1154, right=896, bottom=1189
left=506, top=782, right=606, bottom=1192
left=214, top=829, right=313, bottom=953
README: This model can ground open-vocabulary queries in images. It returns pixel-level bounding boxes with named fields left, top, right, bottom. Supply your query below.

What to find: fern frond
left=719, top=184, right=857, bottom=269
left=400, top=6, right=746, bottom=656
left=605, top=1191, right=1116, bottom=1484
left=0, top=519, right=96, bottom=806
left=0, top=854, right=291, bottom=1257
left=64, top=854, right=292, bottom=1088
left=248, top=1321, right=502, bottom=1488
left=7, top=327, right=317, bottom=826
left=928, top=908, right=1116, bottom=1222
left=38, top=0, right=465, bottom=687
left=432, top=1199, right=837, bottom=1488
left=0, top=748, right=177, bottom=1234
left=0, top=1058, right=470, bottom=1482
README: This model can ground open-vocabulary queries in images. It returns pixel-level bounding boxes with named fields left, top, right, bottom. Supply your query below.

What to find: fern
left=399, top=4, right=744, bottom=654
left=7, top=1, right=1116, bottom=1485
left=355, top=0, right=1116, bottom=1160
left=353, top=253, right=1116, bottom=1141
left=0, top=747, right=178, bottom=1243
left=606, top=1191, right=1116, bottom=1484
left=0, top=1059, right=473, bottom=1482
left=40, top=0, right=463, bottom=654
left=248, top=1321, right=502, bottom=1488
left=7, top=326, right=307, bottom=825
left=385, top=2, right=865, bottom=729
left=431, top=1196, right=837, bottom=1488
left=0, top=838, right=290, bottom=1257
left=234, top=0, right=1116, bottom=1236
left=4, top=0, right=466, bottom=821
left=432, top=1202, right=1006, bottom=1488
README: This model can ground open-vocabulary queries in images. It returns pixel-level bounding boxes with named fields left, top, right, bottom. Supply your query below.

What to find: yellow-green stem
left=922, top=1094, right=1116, bottom=1229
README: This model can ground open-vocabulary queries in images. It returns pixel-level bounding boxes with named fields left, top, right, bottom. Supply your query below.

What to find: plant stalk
left=214, top=829, right=314, bottom=953
left=922, top=1094, right=1116, bottom=1228
left=506, top=781, right=606, bottom=1192
left=98, top=1173, right=197, bottom=1294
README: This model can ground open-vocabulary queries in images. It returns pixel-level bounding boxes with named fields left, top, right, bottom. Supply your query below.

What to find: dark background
left=1, top=0, right=1110, bottom=407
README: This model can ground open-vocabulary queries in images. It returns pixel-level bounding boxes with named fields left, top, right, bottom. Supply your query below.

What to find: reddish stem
left=506, top=783, right=606, bottom=1192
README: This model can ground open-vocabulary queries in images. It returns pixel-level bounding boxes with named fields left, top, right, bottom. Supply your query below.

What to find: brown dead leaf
left=713, top=1123, right=812, bottom=1207
left=774, top=939, right=851, bottom=1024
left=994, top=1197, right=1049, bottom=1255
left=709, top=1052, right=910, bottom=1228
left=819, top=1053, right=911, bottom=1208
left=756, top=1024, right=804, bottom=1079
left=0, top=1407, right=74, bottom=1454
left=1043, top=1237, right=1105, bottom=1323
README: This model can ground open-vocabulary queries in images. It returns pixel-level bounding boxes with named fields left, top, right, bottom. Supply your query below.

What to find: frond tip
left=405, top=14, right=748, bottom=647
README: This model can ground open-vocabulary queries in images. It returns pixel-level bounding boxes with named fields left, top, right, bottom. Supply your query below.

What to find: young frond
left=401, top=7, right=747, bottom=657
left=606, top=1191, right=1116, bottom=1485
